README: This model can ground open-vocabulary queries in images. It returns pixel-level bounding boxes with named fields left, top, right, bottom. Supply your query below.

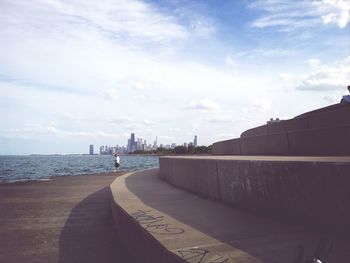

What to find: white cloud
left=225, top=53, right=236, bottom=67
left=323, top=93, right=342, bottom=103
left=297, top=56, right=350, bottom=91
left=320, top=0, right=350, bottom=28
left=307, top=58, right=321, bottom=68
left=0, top=124, right=120, bottom=139
left=187, top=99, right=221, bottom=111
left=248, top=0, right=350, bottom=30
left=142, top=119, right=155, bottom=125
left=239, top=99, right=272, bottom=115
left=237, top=48, right=294, bottom=58
left=252, top=99, right=271, bottom=113
left=207, top=115, right=233, bottom=123
left=111, top=116, right=131, bottom=124
left=278, top=73, right=292, bottom=81
left=0, top=0, right=189, bottom=44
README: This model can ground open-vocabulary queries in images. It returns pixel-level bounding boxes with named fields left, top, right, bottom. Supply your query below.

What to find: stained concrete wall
left=160, top=157, right=221, bottom=200
left=240, top=103, right=350, bottom=139
left=212, top=138, right=241, bottom=155
left=214, top=103, right=350, bottom=156
left=214, top=125, right=350, bottom=156
left=110, top=200, right=175, bottom=263
left=240, top=133, right=289, bottom=155
left=159, top=157, right=350, bottom=232
left=288, top=126, right=350, bottom=156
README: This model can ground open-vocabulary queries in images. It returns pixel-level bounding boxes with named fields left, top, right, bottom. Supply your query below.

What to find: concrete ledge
left=240, top=103, right=350, bottom=140
left=159, top=156, right=350, bottom=232
left=288, top=125, right=350, bottom=155
left=212, top=138, right=241, bottom=155
left=110, top=168, right=350, bottom=262
left=214, top=125, right=350, bottom=156
left=268, top=117, right=308, bottom=134
left=240, top=133, right=289, bottom=155
left=241, top=124, right=268, bottom=138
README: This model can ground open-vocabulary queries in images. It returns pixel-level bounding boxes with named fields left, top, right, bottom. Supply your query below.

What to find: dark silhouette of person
left=340, top=85, right=350, bottom=103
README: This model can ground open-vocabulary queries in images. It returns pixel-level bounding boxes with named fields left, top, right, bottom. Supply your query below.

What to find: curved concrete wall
left=240, top=103, right=350, bottom=139
left=214, top=125, right=350, bottom=156
left=212, top=138, right=241, bottom=155
left=240, top=133, right=289, bottom=155
left=159, top=156, right=350, bottom=232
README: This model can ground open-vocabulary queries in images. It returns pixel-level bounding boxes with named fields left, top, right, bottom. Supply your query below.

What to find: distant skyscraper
left=127, top=133, right=137, bottom=152
left=153, top=136, right=158, bottom=149
left=89, top=144, right=94, bottom=155
left=194, top=135, right=198, bottom=147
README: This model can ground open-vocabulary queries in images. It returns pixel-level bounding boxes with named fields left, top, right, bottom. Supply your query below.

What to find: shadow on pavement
left=58, top=187, right=133, bottom=263
left=124, top=170, right=350, bottom=263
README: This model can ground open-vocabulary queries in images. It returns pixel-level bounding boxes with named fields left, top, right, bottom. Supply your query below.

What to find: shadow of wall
left=58, top=187, right=133, bottom=263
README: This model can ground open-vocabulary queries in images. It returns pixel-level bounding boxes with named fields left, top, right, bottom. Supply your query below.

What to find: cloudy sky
left=1, top=0, right=349, bottom=154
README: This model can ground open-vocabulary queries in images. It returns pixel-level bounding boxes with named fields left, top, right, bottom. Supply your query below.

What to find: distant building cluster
left=126, top=133, right=155, bottom=152
left=99, top=145, right=125, bottom=155
left=89, top=133, right=199, bottom=155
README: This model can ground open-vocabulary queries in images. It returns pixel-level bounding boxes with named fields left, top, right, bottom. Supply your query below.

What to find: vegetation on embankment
left=130, top=145, right=212, bottom=155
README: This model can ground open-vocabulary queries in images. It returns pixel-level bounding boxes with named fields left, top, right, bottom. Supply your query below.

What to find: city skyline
left=95, top=133, right=199, bottom=155
left=1, top=0, right=349, bottom=154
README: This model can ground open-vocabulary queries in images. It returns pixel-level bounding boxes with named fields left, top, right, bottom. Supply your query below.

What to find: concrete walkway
left=110, top=168, right=350, bottom=263
left=0, top=174, right=134, bottom=263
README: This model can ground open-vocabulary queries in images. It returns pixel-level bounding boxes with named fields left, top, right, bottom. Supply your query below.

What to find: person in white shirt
left=114, top=154, right=120, bottom=172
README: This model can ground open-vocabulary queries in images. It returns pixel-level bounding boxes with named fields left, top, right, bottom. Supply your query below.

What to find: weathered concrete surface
left=110, top=168, right=350, bottom=263
left=240, top=133, right=289, bottom=155
left=214, top=103, right=350, bottom=156
left=159, top=156, right=350, bottom=232
left=268, top=117, right=309, bottom=135
left=212, top=138, right=241, bottom=155
left=288, top=126, right=350, bottom=156
left=214, top=125, right=350, bottom=156
left=241, top=103, right=350, bottom=139
left=0, top=174, right=133, bottom=263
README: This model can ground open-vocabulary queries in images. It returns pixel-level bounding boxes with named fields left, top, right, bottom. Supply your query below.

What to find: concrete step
left=240, top=103, right=350, bottom=138
left=160, top=156, right=350, bottom=232
left=110, top=168, right=350, bottom=263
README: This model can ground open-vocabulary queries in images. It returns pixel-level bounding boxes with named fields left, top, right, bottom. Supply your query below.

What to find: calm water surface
left=0, top=155, right=159, bottom=183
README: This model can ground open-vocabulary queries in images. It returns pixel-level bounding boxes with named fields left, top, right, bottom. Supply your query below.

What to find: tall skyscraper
left=89, top=144, right=94, bottom=155
left=127, top=133, right=137, bottom=152
left=194, top=135, right=198, bottom=147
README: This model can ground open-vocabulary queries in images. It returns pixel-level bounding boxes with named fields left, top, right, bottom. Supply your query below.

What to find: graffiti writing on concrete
left=131, top=209, right=185, bottom=235
left=176, top=247, right=229, bottom=263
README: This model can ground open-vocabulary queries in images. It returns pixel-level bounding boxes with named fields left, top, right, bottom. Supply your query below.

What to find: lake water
left=0, top=155, right=159, bottom=184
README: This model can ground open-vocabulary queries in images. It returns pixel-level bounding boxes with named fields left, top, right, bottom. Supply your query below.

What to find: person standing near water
left=114, top=154, right=120, bottom=172
left=340, top=85, right=350, bottom=103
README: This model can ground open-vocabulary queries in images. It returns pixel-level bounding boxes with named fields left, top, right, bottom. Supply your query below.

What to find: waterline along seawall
left=0, top=155, right=159, bottom=183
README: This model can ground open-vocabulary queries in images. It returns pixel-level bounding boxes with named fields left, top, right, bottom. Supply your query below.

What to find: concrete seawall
left=213, top=103, right=350, bottom=156
left=213, top=125, right=350, bottom=156
left=159, top=156, right=350, bottom=232
left=109, top=169, right=350, bottom=262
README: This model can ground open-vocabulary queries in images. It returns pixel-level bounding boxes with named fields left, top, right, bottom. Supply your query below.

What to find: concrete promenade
left=110, top=168, right=350, bottom=263
left=0, top=174, right=133, bottom=263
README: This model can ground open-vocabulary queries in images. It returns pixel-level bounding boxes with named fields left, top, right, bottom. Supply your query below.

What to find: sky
left=0, top=0, right=349, bottom=154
